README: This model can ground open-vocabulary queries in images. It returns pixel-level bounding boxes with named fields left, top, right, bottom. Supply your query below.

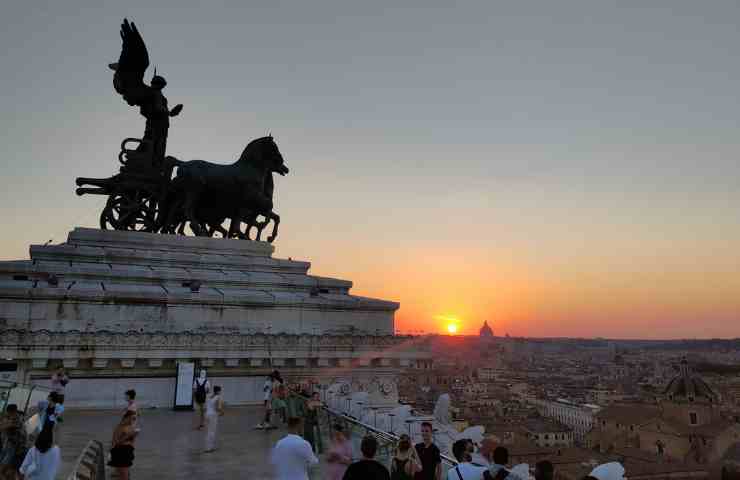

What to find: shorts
left=108, top=445, right=135, bottom=468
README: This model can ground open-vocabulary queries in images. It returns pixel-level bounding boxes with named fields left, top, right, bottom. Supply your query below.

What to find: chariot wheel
left=100, top=190, right=158, bottom=232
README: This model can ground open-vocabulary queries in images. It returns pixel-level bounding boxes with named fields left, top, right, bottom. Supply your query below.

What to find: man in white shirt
left=270, top=417, right=318, bottom=480
left=257, top=373, right=273, bottom=428
left=448, top=439, right=488, bottom=480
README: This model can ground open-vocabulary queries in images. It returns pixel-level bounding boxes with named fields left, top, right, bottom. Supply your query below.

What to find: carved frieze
left=0, top=330, right=429, bottom=366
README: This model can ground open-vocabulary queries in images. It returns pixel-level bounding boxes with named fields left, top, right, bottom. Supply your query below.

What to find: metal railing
left=0, top=380, right=52, bottom=413
left=317, top=400, right=459, bottom=475
left=66, top=439, right=106, bottom=480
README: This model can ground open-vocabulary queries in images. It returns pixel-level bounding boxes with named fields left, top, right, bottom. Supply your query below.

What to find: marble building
left=0, top=228, right=429, bottom=408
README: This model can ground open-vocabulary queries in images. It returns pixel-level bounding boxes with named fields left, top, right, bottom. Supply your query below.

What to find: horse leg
left=255, top=217, right=268, bottom=242
left=266, top=211, right=280, bottom=243
left=184, top=194, right=204, bottom=236
left=227, top=216, right=241, bottom=239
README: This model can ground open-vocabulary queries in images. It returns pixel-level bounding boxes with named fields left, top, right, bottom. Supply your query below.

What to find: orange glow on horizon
left=446, top=323, right=458, bottom=334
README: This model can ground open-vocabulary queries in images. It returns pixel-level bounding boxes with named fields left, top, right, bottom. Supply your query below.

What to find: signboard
left=174, top=361, right=195, bottom=410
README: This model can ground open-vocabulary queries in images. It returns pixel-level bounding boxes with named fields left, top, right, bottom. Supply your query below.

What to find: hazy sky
left=1, top=1, right=739, bottom=338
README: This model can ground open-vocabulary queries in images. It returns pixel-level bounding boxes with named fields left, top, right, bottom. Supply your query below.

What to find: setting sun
left=447, top=323, right=458, bottom=334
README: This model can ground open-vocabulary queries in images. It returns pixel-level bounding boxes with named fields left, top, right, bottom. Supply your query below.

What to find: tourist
left=19, top=425, right=59, bottom=480
left=192, top=369, right=210, bottom=430
left=108, top=411, right=139, bottom=480
left=343, top=435, right=390, bottom=480
left=124, top=389, right=138, bottom=415
left=0, top=404, right=27, bottom=480
left=271, top=371, right=287, bottom=424
left=415, top=422, right=442, bottom=480
left=304, top=391, right=323, bottom=454
left=270, top=417, right=318, bottom=480
left=35, top=393, right=64, bottom=437
left=204, top=385, right=225, bottom=453
left=535, top=461, right=554, bottom=480
left=49, top=367, right=69, bottom=404
left=447, top=439, right=487, bottom=480
left=258, top=373, right=273, bottom=429
left=487, top=446, right=513, bottom=480
left=286, top=384, right=306, bottom=420
left=326, top=424, right=353, bottom=480
left=390, top=434, right=422, bottom=480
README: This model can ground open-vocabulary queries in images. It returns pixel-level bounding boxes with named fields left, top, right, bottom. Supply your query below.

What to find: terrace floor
left=57, top=406, right=325, bottom=479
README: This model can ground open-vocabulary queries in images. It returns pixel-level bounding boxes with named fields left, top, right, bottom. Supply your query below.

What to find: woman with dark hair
left=272, top=375, right=287, bottom=424
left=390, top=434, right=421, bottom=480
left=108, top=411, right=139, bottom=480
left=326, top=424, right=352, bottom=480
left=19, top=426, right=60, bottom=480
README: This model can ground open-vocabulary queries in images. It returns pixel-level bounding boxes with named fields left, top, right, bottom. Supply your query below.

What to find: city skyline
left=1, top=1, right=739, bottom=339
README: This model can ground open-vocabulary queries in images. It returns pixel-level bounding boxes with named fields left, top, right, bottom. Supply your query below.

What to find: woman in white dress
left=204, top=386, right=224, bottom=453
left=19, top=425, right=60, bottom=480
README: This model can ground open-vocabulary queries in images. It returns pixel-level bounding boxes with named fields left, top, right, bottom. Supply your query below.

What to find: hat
left=590, top=462, right=625, bottom=480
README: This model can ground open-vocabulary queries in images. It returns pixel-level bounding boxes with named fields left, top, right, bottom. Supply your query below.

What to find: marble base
left=0, top=228, right=427, bottom=408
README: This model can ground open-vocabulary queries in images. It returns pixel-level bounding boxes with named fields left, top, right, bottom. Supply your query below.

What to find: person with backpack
left=447, top=439, right=487, bottom=480
left=486, top=447, right=514, bottom=480
left=192, top=369, right=211, bottom=430
left=390, top=434, right=422, bottom=480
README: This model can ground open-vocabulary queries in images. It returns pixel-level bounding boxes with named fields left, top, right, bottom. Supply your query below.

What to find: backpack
left=194, top=379, right=207, bottom=404
left=484, top=469, right=510, bottom=480
left=276, top=383, right=286, bottom=399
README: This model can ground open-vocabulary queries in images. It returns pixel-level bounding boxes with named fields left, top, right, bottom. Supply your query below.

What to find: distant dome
left=663, top=357, right=717, bottom=403
left=479, top=321, right=494, bottom=337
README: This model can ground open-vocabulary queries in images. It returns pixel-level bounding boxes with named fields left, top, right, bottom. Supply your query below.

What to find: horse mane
left=237, top=136, right=274, bottom=165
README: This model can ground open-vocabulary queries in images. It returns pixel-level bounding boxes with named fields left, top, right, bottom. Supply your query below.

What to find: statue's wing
left=112, top=18, right=152, bottom=106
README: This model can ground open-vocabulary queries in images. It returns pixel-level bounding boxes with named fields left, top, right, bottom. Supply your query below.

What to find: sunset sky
left=1, top=1, right=739, bottom=338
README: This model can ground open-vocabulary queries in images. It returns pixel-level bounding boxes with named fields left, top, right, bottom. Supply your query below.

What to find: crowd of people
left=2, top=366, right=629, bottom=480
left=266, top=393, right=627, bottom=480
left=0, top=397, right=64, bottom=479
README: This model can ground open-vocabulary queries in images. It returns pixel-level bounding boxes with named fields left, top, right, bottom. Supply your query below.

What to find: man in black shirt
left=415, top=422, right=441, bottom=480
left=343, top=435, right=390, bottom=480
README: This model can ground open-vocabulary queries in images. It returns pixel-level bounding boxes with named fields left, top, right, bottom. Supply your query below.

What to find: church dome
left=479, top=321, right=494, bottom=337
left=663, top=357, right=717, bottom=403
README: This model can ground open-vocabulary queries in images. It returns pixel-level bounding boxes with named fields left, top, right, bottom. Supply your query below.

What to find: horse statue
left=159, top=136, right=288, bottom=243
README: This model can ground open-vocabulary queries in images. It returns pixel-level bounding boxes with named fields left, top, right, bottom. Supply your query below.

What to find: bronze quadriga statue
left=75, top=19, right=288, bottom=243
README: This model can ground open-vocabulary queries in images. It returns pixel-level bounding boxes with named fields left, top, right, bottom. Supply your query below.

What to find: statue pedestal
left=0, top=228, right=429, bottom=409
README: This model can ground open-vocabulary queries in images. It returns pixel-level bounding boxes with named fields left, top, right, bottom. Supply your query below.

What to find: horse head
left=237, top=135, right=289, bottom=176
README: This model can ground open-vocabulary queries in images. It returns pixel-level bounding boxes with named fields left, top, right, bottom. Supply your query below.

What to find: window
left=630, top=425, right=634, bottom=432
left=689, top=412, right=698, bottom=425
